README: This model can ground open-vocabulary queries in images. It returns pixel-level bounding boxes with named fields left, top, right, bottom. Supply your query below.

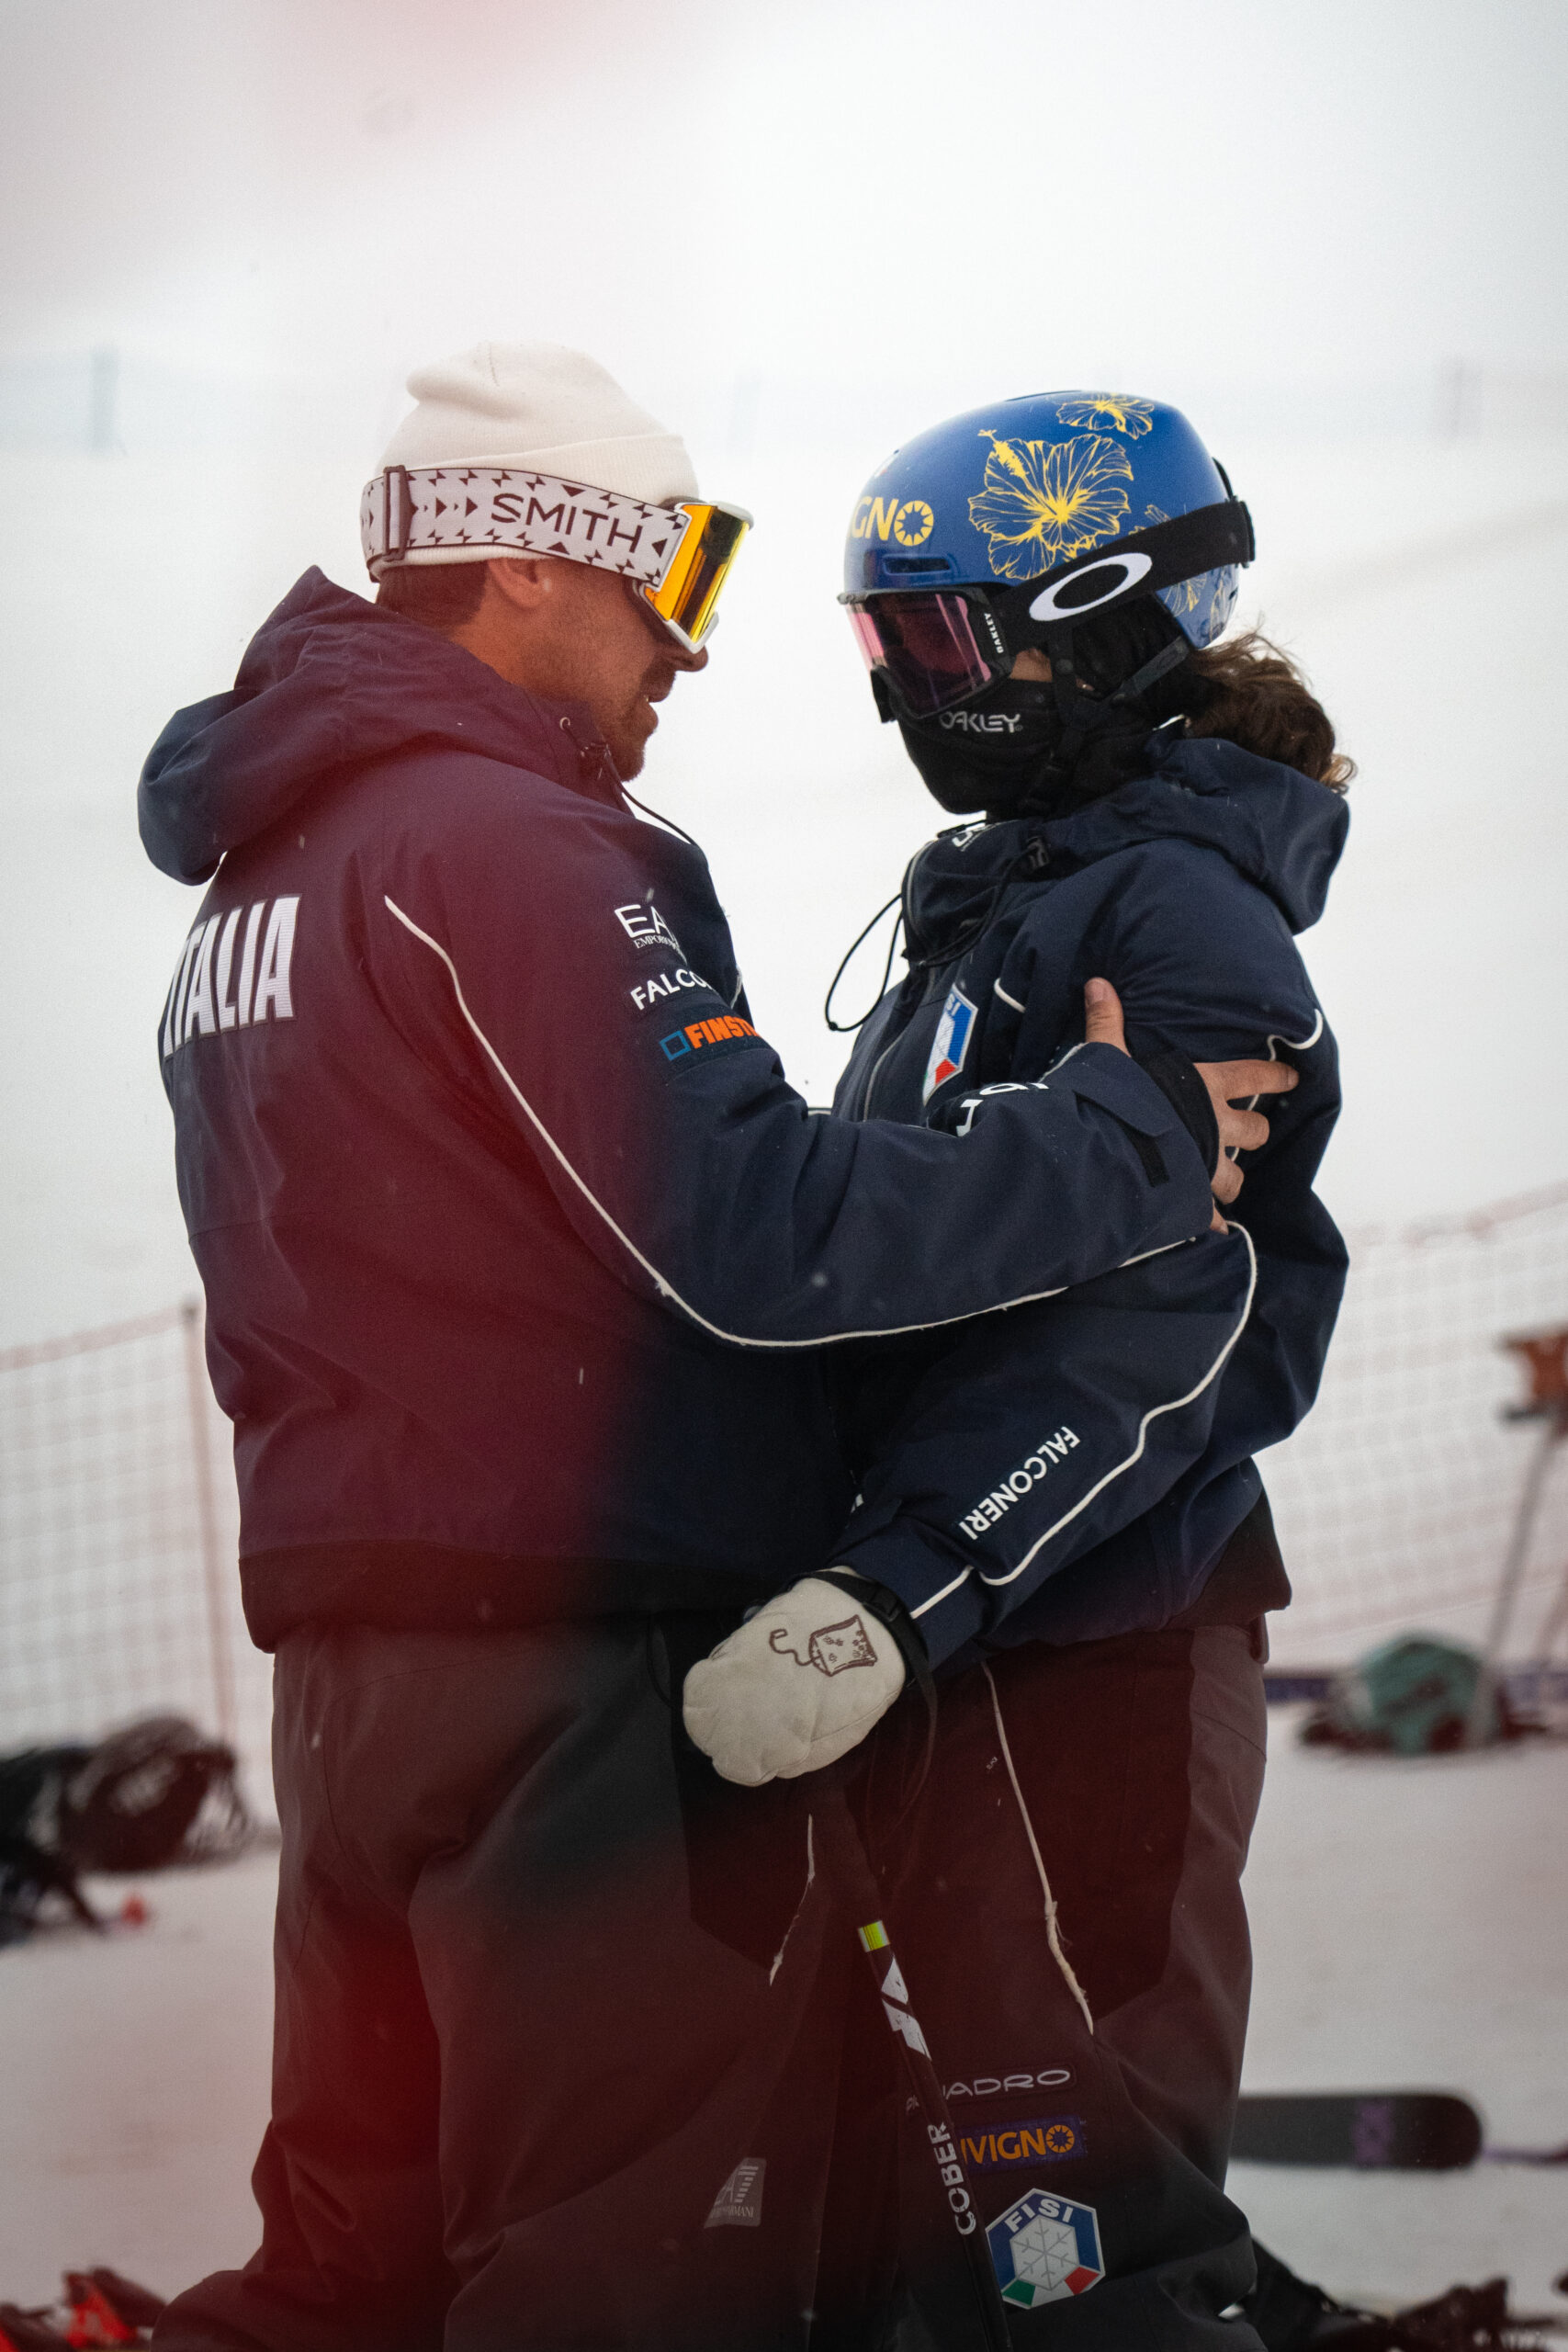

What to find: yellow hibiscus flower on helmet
left=1056, top=392, right=1156, bottom=438
left=968, top=432, right=1133, bottom=582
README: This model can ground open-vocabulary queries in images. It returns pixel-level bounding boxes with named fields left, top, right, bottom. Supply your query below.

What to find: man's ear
left=486, top=557, right=556, bottom=615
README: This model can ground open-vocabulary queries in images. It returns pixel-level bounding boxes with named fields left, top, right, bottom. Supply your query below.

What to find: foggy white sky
left=6, top=0, right=1566, bottom=401
left=3, top=0, right=1568, bottom=1347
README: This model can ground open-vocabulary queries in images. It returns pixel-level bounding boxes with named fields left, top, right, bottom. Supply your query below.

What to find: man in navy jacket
left=140, top=345, right=1288, bottom=2352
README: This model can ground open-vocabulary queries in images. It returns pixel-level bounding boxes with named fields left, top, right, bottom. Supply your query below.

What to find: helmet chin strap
left=1110, top=634, right=1190, bottom=706
left=1005, top=615, right=1193, bottom=811
left=1040, top=618, right=1191, bottom=752
left=1041, top=622, right=1096, bottom=781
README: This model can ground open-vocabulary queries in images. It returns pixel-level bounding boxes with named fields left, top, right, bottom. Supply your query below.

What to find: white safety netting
left=1262, top=1182, right=1568, bottom=1663
left=4, top=1182, right=1566, bottom=1773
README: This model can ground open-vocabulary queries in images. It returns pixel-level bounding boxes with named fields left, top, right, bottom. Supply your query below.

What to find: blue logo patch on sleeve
left=986, top=2188, right=1104, bottom=2309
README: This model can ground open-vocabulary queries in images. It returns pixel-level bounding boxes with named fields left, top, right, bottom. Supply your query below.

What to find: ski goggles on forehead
left=360, top=464, right=752, bottom=651
left=842, top=496, right=1255, bottom=715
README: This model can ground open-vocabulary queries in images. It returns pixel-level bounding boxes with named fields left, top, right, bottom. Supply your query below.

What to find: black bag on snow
left=0, top=1714, right=251, bottom=1945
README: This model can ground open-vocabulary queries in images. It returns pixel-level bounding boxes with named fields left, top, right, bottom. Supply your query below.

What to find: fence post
left=181, top=1298, right=235, bottom=1747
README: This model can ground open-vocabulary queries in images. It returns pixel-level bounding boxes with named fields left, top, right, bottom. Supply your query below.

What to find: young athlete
left=810, top=391, right=1351, bottom=2345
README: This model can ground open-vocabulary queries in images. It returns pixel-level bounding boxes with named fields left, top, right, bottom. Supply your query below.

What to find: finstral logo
left=660, top=1013, right=761, bottom=1060
left=162, top=898, right=299, bottom=1058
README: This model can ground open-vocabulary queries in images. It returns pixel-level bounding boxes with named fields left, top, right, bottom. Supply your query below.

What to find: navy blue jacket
left=139, top=571, right=1219, bottom=1648
left=828, top=735, right=1348, bottom=1662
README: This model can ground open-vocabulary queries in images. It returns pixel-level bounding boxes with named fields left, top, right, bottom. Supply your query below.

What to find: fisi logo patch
left=987, top=2188, right=1104, bottom=2309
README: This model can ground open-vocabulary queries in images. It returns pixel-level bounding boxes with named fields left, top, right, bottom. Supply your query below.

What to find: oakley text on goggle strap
left=843, top=497, right=1254, bottom=716
left=359, top=464, right=752, bottom=650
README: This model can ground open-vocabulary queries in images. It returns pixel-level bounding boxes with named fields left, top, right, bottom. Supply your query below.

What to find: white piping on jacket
left=910, top=1220, right=1258, bottom=1619
left=993, top=978, right=1026, bottom=1012
left=380, top=895, right=1174, bottom=1351
left=1271, top=1008, right=1325, bottom=1057
left=982, top=1662, right=1095, bottom=2034
left=1231, top=1005, right=1325, bottom=1146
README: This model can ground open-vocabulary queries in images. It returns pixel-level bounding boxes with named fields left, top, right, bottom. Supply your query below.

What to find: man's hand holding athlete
left=684, top=979, right=1298, bottom=1786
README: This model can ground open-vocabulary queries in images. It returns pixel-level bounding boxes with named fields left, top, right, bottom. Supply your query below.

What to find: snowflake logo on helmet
left=967, top=433, right=1133, bottom=581
left=1055, top=393, right=1156, bottom=438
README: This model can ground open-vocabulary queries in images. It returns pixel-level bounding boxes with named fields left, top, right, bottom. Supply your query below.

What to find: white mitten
left=682, top=1577, right=908, bottom=1786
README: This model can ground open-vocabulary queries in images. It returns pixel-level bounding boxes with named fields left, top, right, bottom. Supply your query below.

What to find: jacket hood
left=903, top=731, right=1348, bottom=959
left=139, top=568, right=618, bottom=883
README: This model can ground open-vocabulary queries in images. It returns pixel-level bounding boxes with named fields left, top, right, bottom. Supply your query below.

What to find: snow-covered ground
left=0, top=1708, right=1562, bottom=2320
left=1237, top=1708, right=1568, bottom=2313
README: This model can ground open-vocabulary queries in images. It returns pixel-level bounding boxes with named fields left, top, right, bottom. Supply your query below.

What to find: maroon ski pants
left=152, top=1615, right=845, bottom=2352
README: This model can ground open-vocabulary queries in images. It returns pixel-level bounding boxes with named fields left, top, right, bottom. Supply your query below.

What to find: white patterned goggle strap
left=359, top=465, right=694, bottom=586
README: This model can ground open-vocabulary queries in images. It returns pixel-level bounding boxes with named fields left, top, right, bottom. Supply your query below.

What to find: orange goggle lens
left=641, top=501, right=751, bottom=650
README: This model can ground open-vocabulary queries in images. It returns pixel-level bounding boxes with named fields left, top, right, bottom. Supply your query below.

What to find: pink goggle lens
left=845, top=594, right=998, bottom=715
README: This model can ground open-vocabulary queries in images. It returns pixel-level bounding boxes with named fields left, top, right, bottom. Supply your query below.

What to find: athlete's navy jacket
left=140, top=571, right=1224, bottom=1649
left=827, top=734, right=1348, bottom=1663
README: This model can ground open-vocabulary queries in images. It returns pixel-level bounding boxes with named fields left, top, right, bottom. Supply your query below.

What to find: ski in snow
left=1232, top=2093, right=1483, bottom=2170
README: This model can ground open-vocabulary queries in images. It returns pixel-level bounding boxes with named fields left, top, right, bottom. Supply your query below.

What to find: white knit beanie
left=376, top=341, right=697, bottom=567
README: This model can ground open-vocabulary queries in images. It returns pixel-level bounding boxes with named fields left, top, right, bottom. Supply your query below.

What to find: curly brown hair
left=1184, top=629, right=1354, bottom=791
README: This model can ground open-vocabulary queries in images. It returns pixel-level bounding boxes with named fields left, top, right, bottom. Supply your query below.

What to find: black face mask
left=897, top=678, right=1064, bottom=816
left=895, top=601, right=1199, bottom=820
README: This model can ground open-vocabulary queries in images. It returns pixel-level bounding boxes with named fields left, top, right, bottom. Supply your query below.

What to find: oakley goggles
left=360, top=464, right=752, bottom=652
left=842, top=497, right=1253, bottom=716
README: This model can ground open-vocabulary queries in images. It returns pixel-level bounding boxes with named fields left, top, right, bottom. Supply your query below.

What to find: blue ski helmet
left=841, top=391, right=1252, bottom=720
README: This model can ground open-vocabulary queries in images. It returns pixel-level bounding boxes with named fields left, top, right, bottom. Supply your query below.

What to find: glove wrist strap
left=817, top=1568, right=937, bottom=1796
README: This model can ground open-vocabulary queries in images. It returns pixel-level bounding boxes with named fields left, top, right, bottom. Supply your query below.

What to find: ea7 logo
left=849, top=496, right=935, bottom=548
left=615, top=900, right=683, bottom=955
left=162, top=898, right=299, bottom=1057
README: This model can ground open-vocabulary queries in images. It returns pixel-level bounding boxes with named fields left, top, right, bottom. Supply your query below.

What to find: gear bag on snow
left=0, top=2264, right=166, bottom=2347
left=1242, top=2241, right=1567, bottom=2352
left=1300, top=1635, right=1509, bottom=1757
left=0, top=1714, right=251, bottom=1945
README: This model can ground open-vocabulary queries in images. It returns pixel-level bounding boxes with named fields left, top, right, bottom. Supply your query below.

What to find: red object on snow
left=61, top=2278, right=139, bottom=2347
left=1502, top=1328, right=1568, bottom=1420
